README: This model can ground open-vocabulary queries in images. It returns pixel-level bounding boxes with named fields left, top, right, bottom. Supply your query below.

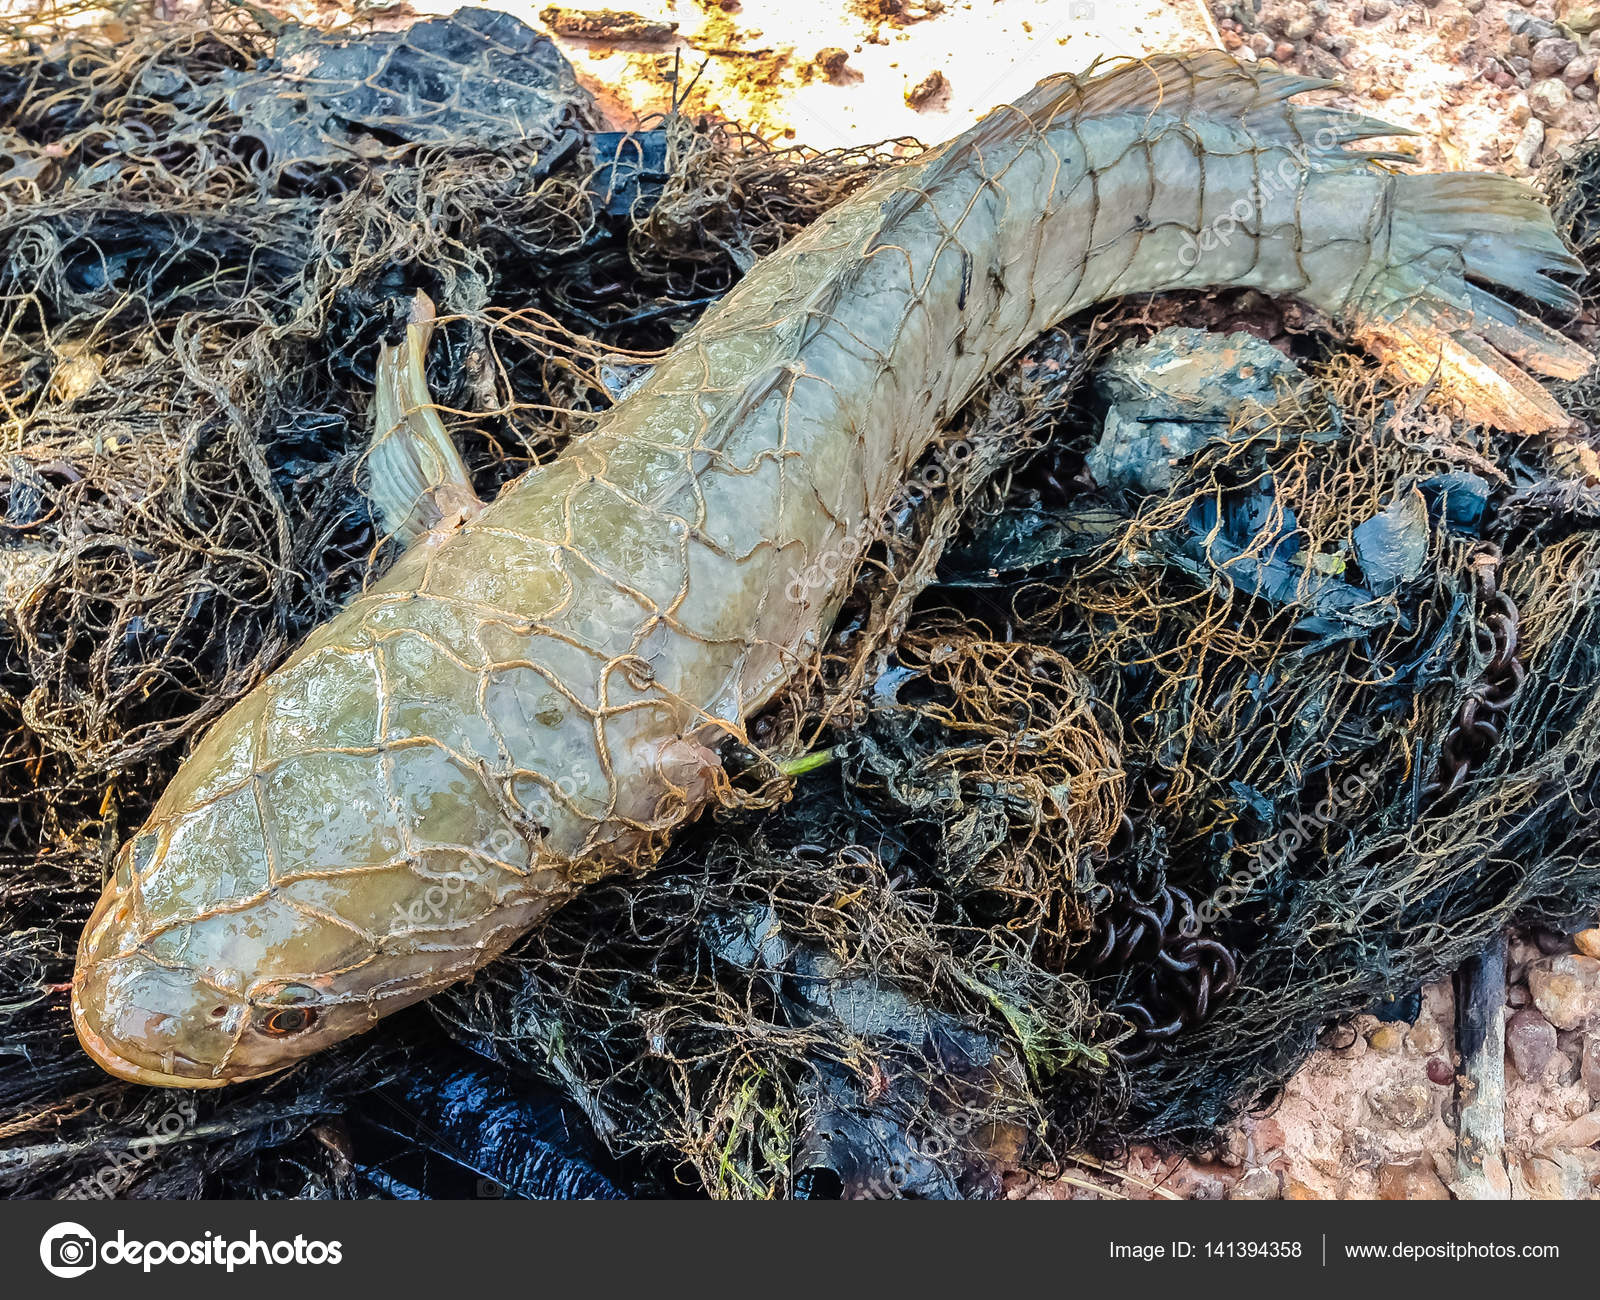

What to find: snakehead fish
left=72, top=53, right=1590, bottom=1085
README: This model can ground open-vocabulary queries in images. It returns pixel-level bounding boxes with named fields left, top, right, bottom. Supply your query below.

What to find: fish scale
left=73, top=52, right=1591, bottom=1086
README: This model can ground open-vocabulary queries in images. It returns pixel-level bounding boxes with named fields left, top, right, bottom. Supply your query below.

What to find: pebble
left=813, top=47, right=851, bottom=82
left=1507, top=1006, right=1559, bottom=1080
left=1567, top=7, right=1600, bottom=36
left=1528, top=954, right=1600, bottom=1030
left=1229, top=1166, right=1282, bottom=1200
left=1215, top=1127, right=1248, bottom=1168
left=1530, top=37, right=1579, bottom=79
left=1509, top=93, right=1533, bottom=127
left=1507, top=13, right=1561, bottom=44
left=1250, top=1117, right=1287, bottom=1155
left=1367, top=1023, right=1404, bottom=1053
left=1407, top=1017, right=1444, bottom=1055
left=1582, top=1036, right=1600, bottom=1100
left=1427, top=1057, right=1455, bottom=1086
left=1528, top=76, right=1574, bottom=124
left=1518, top=1154, right=1578, bottom=1200
left=904, top=69, right=948, bottom=110
left=1282, top=1177, right=1322, bottom=1200
left=1368, top=1081, right=1434, bottom=1129
left=1512, top=116, right=1546, bottom=169
left=1575, top=928, right=1600, bottom=960
left=1376, top=1161, right=1450, bottom=1200
left=1537, top=1106, right=1600, bottom=1154
left=1362, top=0, right=1390, bottom=18
left=1562, top=54, right=1599, bottom=87
left=1274, top=41, right=1296, bottom=62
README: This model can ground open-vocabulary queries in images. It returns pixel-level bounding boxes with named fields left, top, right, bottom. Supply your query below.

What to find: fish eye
left=114, top=829, right=160, bottom=889
left=260, top=1005, right=317, bottom=1036
left=130, top=830, right=160, bottom=874
left=252, top=983, right=320, bottom=1037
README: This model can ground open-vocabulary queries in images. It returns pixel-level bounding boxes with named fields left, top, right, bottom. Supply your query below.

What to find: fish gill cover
left=1, top=3, right=1599, bottom=1199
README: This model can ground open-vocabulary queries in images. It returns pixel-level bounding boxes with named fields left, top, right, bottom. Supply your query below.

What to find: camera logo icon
left=40, top=1223, right=97, bottom=1278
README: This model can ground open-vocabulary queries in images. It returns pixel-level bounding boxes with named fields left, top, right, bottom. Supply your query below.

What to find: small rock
left=1541, top=1106, right=1600, bottom=1153
left=1464, top=0, right=1485, bottom=11
left=1582, top=1036, right=1600, bottom=1100
left=1528, top=76, right=1575, bottom=123
left=1368, top=1023, right=1404, bottom=1053
left=904, top=69, right=949, bottom=111
left=1215, top=1127, right=1249, bottom=1168
left=1575, top=928, right=1600, bottom=959
left=1513, top=113, right=1547, bottom=168
left=1427, top=1057, right=1455, bottom=1086
left=1564, top=7, right=1600, bottom=36
left=1516, top=1155, right=1574, bottom=1200
left=1376, top=1161, right=1450, bottom=1200
left=1531, top=37, right=1580, bottom=79
left=1528, top=954, right=1600, bottom=1030
left=1250, top=31, right=1273, bottom=56
left=1299, top=47, right=1344, bottom=79
left=1250, top=1117, right=1287, bottom=1156
left=1285, top=15, right=1317, bottom=40
left=1564, top=55, right=1599, bottom=87
left=1407, top=1018, right=1445, bottom=1055
left=1507, top=1007, right=1559, bottom=1080
left=1508, top=13, right=1561, bottom=43
left=1282, top=1177, right=1322, bottom=1200
left=1555, top=1046, right=1583, bottom=1085
left=1164, top=1163, right=1229, bottom=1199
left=1346, top=1127, right=1390, bottom=1172
left=1362, top=0, right=1390, bottom=17
left=1274, top=41, right=1296, bottom=62
left=813, top=47, right=851, bottom=82
left=1229, top=1166, right=1282, bottom=1200
left=1368, top=1081, right=1434, bottom=1129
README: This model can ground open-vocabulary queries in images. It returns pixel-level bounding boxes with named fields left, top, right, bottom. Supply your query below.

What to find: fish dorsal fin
left=365, top=291, right=483, bottom=549
left=997, top=52, right=1414, bottom=164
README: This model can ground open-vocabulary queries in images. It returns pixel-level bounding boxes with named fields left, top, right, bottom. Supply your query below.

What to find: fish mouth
left=69, top=982, right=277, bottom=1089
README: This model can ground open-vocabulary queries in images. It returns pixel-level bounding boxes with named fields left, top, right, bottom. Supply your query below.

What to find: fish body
left=73, top=53, right=1589, bottom=1085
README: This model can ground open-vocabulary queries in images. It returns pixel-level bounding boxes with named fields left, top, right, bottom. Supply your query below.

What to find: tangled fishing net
left=4, top=3, right=1600, bottom=1199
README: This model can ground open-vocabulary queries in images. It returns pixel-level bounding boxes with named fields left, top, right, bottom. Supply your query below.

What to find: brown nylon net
left=2, top=4, right=1600, bottom=1199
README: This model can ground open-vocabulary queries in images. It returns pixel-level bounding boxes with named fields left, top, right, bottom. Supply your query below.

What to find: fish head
left=70, top=670, right=564, bottom=1088
left=71, top=817, right=413, bottom=1088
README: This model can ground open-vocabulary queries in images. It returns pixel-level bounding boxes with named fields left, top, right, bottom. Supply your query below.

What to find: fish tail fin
left=1345, top=176, right=1592, bottom=435
left=1015, top=56, right=1593, bottom=434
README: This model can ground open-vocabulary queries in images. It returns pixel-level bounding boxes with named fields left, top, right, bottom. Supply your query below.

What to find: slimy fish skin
left=72, top=53, right=1589, bottom=1086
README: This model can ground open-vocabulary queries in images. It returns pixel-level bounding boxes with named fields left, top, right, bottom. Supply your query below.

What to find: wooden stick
left=1453, top=931, right=1510, bottom=1199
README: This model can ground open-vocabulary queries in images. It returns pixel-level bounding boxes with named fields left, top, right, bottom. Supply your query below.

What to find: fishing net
left=4, top=3, right=1600, bottom=1200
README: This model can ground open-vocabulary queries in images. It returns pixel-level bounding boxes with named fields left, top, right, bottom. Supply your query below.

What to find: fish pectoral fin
left=365, top=291, right=484, bottom=548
